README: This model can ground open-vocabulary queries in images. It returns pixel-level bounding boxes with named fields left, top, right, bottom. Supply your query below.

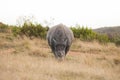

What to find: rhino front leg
left=65, top=46, right=70, bottom=55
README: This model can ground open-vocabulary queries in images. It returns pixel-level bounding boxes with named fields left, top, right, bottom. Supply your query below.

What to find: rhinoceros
left=47, top=24, right=74, bottom=59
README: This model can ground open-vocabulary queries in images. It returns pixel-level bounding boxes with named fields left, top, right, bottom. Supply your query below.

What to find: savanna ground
left=0, top=33, right=120, bottom=80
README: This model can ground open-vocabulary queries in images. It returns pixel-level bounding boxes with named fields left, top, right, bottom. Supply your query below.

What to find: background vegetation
left=0, top=21, right=120, bottom=46
left=94, top=26, right=120, bottom=46
left=71, top=25, right=109, bottom=43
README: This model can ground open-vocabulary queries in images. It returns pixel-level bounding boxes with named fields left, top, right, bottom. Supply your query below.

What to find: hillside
left=93, top=26, right=120, bottom=37
left=0, top=32, right=120, bottom=80
left=94, top=26, right=120, bottom=33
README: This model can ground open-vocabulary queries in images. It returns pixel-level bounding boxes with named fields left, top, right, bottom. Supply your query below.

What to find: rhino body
left=47, top=24, right=74, bottom=59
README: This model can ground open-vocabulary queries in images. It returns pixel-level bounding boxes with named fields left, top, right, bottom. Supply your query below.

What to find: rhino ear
left=53, top=38, right=57, bottom=43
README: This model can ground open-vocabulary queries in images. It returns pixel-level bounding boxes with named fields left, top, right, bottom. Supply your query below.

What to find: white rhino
left=47, top=24, right=74, bottom=59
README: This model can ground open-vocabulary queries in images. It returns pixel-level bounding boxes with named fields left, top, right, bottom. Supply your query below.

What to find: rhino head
left=52, top=38, right=67, bottom=59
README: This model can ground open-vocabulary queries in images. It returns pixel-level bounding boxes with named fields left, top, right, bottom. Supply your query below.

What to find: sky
left=0, top=0, right=120, bottom=29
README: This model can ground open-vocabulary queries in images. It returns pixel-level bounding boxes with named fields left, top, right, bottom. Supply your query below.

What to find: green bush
left=12, top=22, right=48, bottom=39
left=12, top=26, right=21, bottom=37
left=71, top=25, right=109, bottom=43
left=96, top=33, right=109, bottom=44
left=71, top=25, right=97, bottom=41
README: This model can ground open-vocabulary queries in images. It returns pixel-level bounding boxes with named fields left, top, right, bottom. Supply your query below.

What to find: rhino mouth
left=54, top=51, right=65, bottom=59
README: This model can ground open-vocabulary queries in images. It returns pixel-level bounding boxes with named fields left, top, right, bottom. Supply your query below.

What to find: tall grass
left=0, top=33, right=120, bottom=80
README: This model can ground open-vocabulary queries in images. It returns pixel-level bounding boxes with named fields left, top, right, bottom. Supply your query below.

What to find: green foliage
left=12, top=26, right=21, bottom=37
left=71, top=25, right=109, bottom=43
left=71, top=25, right=96, bottom=41
left=108, top=34, right=120, bottom=43
left=12, top=22, right=48, bottom=39
left=0, top=21, right=118, bottom=45
left=96, top=33, right=109, bottom=44
left=94, top=27, right=120, bottom=44
left=110, top=36, right=120, bottom=46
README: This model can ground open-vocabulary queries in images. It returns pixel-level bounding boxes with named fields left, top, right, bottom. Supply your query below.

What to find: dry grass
left=0, top=33, right=120, bottom=80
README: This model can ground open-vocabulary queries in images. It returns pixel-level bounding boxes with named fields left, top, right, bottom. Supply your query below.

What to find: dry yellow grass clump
left=0, top=33, right=120, bottom=80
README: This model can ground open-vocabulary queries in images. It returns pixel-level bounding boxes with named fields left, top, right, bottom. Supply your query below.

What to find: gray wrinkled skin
left=47, top=24, right=74, bottom=59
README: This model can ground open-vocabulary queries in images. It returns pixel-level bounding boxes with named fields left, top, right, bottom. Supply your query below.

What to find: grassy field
left=0, top=33, right=120, bottom=80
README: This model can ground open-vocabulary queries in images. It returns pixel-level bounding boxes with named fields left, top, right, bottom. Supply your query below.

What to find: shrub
left=71, top=25, right=109, bottom=43
left=13, top=22, right=48, bottom=39
left=96, top=33, right=109, bottom=44
left=71, top=25, right=97, bottom=41
left=12, top=26, right=21, bottom=37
